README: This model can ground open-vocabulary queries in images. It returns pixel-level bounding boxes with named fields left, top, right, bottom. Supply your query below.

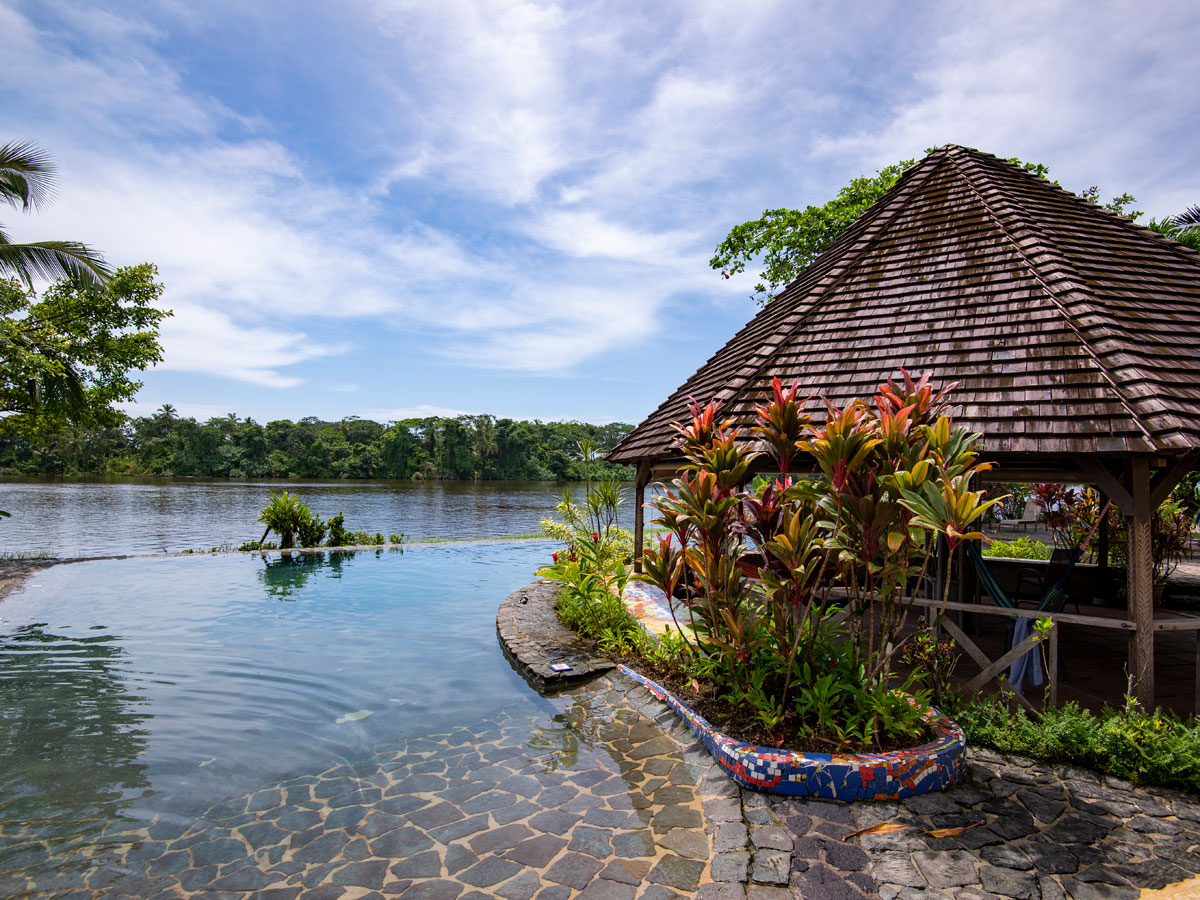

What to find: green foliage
left=983, top=537, right=1053, bottom=560
left=0, top=264, right=170, bottom=438
left=540, top=439, right=634, bottom=565
left=257, top=491, right=310, bottom=549
left=0, top=410, right=636, bottom=480
left=636, top=371, right=999, bottom=750
left=952, top=695, right=1200, bottom=793
left=899, top=625, right=962, bottom=708
left=710, top=160, right=914, bottom=304
left=538, top=534, right=639, bottom=645
left=1147, top=205, right=1200, bottom=251
left=0, top=140, right=111, bottom=288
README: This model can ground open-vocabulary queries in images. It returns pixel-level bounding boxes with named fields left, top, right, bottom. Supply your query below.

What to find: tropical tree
left=1, top=141, right=110, bottom=288
left=1148, top=205, right=1200, bottom=251
left=0, top=263, right=171, bottom=437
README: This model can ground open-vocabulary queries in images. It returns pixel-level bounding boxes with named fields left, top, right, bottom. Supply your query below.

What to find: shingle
left=608, top=144, right=1200, bottom=466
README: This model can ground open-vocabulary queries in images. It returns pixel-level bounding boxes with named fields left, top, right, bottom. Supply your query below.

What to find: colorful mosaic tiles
left=622, top=581, right=691, bottom=637
left=618, top=664, right=965, bottom=802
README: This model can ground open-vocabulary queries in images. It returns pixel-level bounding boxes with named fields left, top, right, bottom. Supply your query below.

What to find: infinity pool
left=0, top=544, right=713, bottom=898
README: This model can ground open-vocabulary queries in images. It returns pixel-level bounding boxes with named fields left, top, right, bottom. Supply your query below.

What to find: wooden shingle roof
left=609, top=145, right=1200, bottom=467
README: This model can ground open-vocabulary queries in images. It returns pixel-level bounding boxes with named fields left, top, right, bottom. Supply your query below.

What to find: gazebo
left=608, top=145, right=1200, bottom=709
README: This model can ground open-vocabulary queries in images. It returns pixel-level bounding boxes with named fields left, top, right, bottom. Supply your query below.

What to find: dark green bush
left=953, top=696, right=1200, bottom=793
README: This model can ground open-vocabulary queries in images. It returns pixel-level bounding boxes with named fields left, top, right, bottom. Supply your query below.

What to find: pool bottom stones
left=618, top=666, right=965, bottom=801
left=0, top=674, right=723, bottom=900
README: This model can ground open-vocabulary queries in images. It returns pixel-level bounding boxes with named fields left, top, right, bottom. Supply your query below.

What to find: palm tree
left=1, top=140, right=111, bottom=287
left=1147, top=205, right=1200, bottom=251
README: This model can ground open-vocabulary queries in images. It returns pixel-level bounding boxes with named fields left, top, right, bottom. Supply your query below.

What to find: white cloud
left=358, top=404, right=473, bottom=421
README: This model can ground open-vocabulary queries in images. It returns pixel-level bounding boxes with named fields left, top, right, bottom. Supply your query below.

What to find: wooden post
left=1127, top=458, right=1155, bottom=709
left=1048, top=622, right=1059, bottom=708
left=1097, top=489, right=1109, bottom=570
left=1194, top=631, right=1200, bottom=717
left=633, top=461, right=650, bottom=574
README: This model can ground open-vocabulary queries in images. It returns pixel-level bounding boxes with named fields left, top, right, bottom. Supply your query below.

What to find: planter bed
left=619, top=663, right=966, bottom=801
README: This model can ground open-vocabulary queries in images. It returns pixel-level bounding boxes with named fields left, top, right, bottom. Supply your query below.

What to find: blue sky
left=2, top=0, right=1198, bottom=426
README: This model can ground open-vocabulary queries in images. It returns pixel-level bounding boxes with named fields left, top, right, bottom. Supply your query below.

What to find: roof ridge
left=707, top=151, right=951, bottom=412
left=943, top=148, right=1158, bottom=447
left=607, top=151, right=947, bottom=462
left=954, top=145, right=1200, bottom=264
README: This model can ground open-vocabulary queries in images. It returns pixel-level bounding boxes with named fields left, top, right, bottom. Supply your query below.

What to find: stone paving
left=0, top=674, right=727, bottom=900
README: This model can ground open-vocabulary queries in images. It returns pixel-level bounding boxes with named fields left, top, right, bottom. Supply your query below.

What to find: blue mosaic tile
left=618, top=664, right=965, bottom=801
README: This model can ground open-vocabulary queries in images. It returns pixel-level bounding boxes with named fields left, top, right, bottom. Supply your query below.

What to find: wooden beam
left=1078, top=457, right=1134, bottom=514
left=1048, top=624, right=1059, bottom=708
left=1128, top=457, right=1155, bottom=708
left=1150, top=453, right=1197, bottom=508
left=633, top=461, right=650, bottom=574
left=963, top=633, right=1042, bottom=711
left=905, top=595, right=1135, bottom=629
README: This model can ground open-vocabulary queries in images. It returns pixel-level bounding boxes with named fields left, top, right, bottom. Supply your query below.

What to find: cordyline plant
left=639, top=371, right=1003, bottom=748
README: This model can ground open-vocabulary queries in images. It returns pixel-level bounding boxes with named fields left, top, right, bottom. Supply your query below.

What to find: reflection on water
left=526, top=693, right=605, bottom=771
left=0, top=478, right=637, bottom=557
left=256, top=549, right=370, bottom=599
left=0, top=624, right=152, bottom=884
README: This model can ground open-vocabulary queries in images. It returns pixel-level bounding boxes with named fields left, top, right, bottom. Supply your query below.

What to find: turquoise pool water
left=0, top=544, right=716, bottom=900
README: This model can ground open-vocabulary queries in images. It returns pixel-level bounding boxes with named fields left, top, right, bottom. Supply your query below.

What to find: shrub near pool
left=953, top=695, right=1200, bottom=794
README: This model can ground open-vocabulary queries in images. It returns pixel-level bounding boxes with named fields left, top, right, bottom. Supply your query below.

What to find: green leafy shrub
left=636, top=372, right=1001, bottom=750
left=538, top=531, right=640, bottom=646
left=540, top=439, right=634, bottom=567
left=952, top=695, right=1200, bottom=793
left=983, top=537, right=1052, bottom=560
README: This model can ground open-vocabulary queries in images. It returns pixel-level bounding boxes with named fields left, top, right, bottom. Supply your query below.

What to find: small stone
left=981, top=844, right=1033, bottom=871
left=390, top=850, right=441, bottom=879
left=711, top=852, right=750, bottom=883
left=569, top=826, right=614, bottom=859
left=406, top=802, right=464, bottom=830
left=696, top=883, right=746, bottom=900
left=575, top=881, right=636, bottom=900
left=469, top=823, right=533, bottom=855
left=444, top=844, right=479, bottom=874
left=750, top=826, right=791, bottom=851
left=703, top=797, right=743, bottom=823
left=208, top=867, right=279, bottom=892
left=715, top=823, right=749, bottom=853
left=912, top=850, right=979, bottom=888
left=869, top=851, right=926, bottom=888
left=793, top=861, right=875, bottom=900
left=611, top=830, right=655, bottom=858
left=648, top=855, right=705, bottom=892
left=507, top=834, right=568, bottom=868
left=658, top=829, right=708, bottom=860
left=1058, top=880, right=1139, bottom=900
left=370, top=826, right=434, bottom=859
left=651, top=805, right=703, bottom=832
left=397, top=879, right=464, bottom=900
left=428, top=813, right=490, bottom=843
left=190, top=837, right=248, bottom=867
left=496, top=871, right=541, bottom=900
left=750, top=850, right=790, bottom=885
left=745, top=887, right=791, bottom=900
left=544, top=852, right=605, bottom=890
left=824, top=840, right=868, bottom=872
left=529, top=810, right=581, bottom=836
left=979, top=865, right=1038, bottom=900
left=597, top=859, right=652, bottom=885
left=332, top=860, right=388, bottom=890
left=460, top=857, right=524, bottom=889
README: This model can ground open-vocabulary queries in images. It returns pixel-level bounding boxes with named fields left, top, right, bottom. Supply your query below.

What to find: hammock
left=962, top=502, right=1109, bottom=693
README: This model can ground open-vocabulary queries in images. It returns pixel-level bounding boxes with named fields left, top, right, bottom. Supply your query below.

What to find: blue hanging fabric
left=1007, top=617, right=1044, bottom=693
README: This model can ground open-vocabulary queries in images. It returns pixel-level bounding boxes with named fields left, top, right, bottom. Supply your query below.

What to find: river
left=0, top=478, right=640, bottom=558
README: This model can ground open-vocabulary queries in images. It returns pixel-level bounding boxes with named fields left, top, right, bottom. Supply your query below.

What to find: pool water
left=0, top=544, right=714, bottom=898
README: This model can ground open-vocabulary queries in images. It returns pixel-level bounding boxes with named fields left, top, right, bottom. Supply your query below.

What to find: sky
left=2, top=0, right=1198, bottom=427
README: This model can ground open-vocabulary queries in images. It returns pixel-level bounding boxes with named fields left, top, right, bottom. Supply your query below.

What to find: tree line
left=0, top=408, right=636, bottom=481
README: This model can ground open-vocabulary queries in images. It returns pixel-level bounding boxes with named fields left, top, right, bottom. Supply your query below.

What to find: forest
left=0, top=409, right=636, bottom=481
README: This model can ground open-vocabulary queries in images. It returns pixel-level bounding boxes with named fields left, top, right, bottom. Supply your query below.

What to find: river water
left=0, top=478, right=639, bottom=558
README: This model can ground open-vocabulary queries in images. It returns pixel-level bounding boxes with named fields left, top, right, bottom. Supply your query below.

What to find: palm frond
left=0, top=140, right=57, bottom=213
left=0, top=237, right=112, bottom=287
left=1169, top=205, right=1200, bottom=230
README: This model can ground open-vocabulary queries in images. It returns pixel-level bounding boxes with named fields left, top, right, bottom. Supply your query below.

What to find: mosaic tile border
left=618, top=664, right=965, bottom=802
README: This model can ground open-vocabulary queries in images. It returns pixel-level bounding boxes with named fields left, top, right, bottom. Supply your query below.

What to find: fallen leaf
left=842, top=822, right=911, bottom=841
left=924, top=822, right=983, bottom=838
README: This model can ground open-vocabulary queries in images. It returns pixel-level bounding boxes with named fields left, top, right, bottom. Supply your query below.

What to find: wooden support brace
left=964, top=632, right=1044, bottom=695
left=939, top=616, right=992, bottom=674
left=1150, top=454, right=1198, bottom=508
left=1078, top=458, right=1134, bottom=514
